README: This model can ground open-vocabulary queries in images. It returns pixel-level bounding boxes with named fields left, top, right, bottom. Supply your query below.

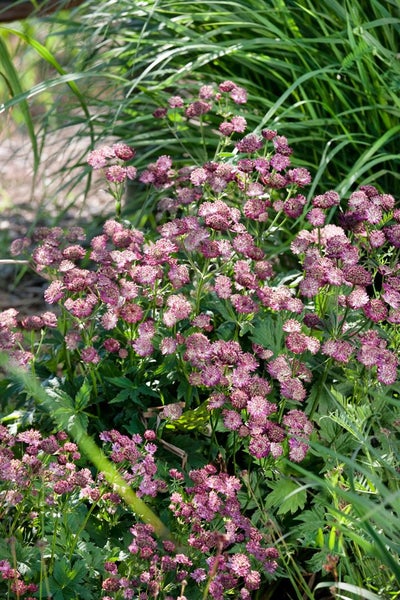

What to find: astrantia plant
left=1, top=81, right=399, bottom=597
left=0, top=423, right=278, bottom=599
left=5, top=81, right=399, bottom=442
left=98, top=440, right=279, bottom=600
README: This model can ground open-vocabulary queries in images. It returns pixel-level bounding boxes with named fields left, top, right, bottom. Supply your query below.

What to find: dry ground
left=0, top=125, right=110, bottom=313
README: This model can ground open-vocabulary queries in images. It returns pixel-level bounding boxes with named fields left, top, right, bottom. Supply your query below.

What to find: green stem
left=77, top=433, right=172, bottom=540
left=1, top=355, right=173, bottom=542
left=67, top=496, right=99, bottom=561
left=38, top=481, right=54, bottom=597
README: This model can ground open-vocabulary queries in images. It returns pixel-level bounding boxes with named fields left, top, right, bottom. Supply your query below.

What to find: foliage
left=0, top=410, right=280, bottom=599
left=1, top=0, right=399, bottom=218
left=0, top=81, right=399, bottom=598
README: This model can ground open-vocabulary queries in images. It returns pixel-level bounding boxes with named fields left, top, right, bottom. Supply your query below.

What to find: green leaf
left=305, top=548, right=333, bottom=574
left=106, top=376, right=136, bottom=389
left=265, top=479, right=307, bottom=515
left=250, top=313, right=284, bottom=354
left=131, top=384, right=160, bottom=400
left=216, top=320, right=237, bottom=341
left=42, top=385, right=88, bottom=437
left=108, top=388, right=133, bottom=405
left=164, top=401, right=210, bottom=432
left=294, top=506, right=327, bottom=540
left=239, top=321, right=254, bottom=337
left=306, top=380, right=334, bottom=418
left=65, top=503, right=88, bottom=536
left=52, top=557, right=80, bottom=587
left=0, top=25, right=94, bottom=136
left=75, top=539, right=106, bottom=572
left=208, top=295, right=236, bottom=323
left=50, top=558, right=93, bottom=599
left=74, top=379, right=92, bottom=411
left=106, top=379, right=156, bottom=407
left=315, top=581, right=383, bottom=600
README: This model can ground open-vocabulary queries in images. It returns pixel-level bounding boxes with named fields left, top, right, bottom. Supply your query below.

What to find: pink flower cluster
left=100, top=463, right=278, bottom=599
left=184, top=335, right=313, bottom=461
left=0, top=559, right=37, bottom=599
left=99, top=428, right=167, bottom=497
left=3, top=80, right=400, bottom=600
left=291, top=185, right=399, bottom=384
left=87, top=142, right=137, bottom=183
left=0, top=425, right=103, bottom=506
left=6, top=80, right=400, bottom=473
left=0, top=423, right=279, bottom=599
left=153, top=80, right=247, bottom=123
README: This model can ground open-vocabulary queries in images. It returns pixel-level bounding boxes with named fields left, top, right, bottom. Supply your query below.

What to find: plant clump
left=1, top=80, right=399, bottom=598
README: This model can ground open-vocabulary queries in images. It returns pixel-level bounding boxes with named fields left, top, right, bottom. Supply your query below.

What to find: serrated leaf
left=67, top=413, right=88, bottom=438
left=265, top=479, right=307, bottom=515
left=124, top=413, right=146, bottom=435
left=132, top=385, right=160, bottom=400
left=216, top=321, right=237, bottom=340
left=75, top=539, right=108, bottom=571
left=250, top=313, right=284, bottom=354
left=51, top=558, right=90, bottom=598
left=53, top=558, right=73, bottom=586
left=295, top=506, right=326, bottom=534
left=108, top=388, right=133, bottom=405
left=305, top=548, right=332, bottom=573
left=208, top=295, right=236, bottom=323
left=65, top=504, right=88, bottom=533
left=239, top=321, right=254, bottom=337
left=306, top=381, right=334, bottom=417
left=107, top=380, right=154, bottom=407
left=43, top=387, right=76, bottom=431
left=177, top=378, right=199, bottom=406
left=106, top=376, right=136, bottom=389
left=74, top=379, right=92, bottom=411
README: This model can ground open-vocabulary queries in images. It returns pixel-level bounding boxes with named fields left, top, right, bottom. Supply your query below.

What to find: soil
left=0, top=125, right=110, bottom=315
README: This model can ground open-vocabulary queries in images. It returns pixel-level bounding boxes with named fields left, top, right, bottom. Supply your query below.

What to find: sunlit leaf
left=164, top=401, right=210, bottom=432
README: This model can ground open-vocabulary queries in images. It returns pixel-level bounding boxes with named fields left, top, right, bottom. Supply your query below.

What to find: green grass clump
left=1, top=0, right=399, bottom=213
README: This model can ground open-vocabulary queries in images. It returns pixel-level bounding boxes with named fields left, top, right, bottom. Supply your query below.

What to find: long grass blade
left=315, top=582, right=382, bottom=600
left=0, top=25, right=94, bottom=145
left=0, top=35, right=40, bottom=170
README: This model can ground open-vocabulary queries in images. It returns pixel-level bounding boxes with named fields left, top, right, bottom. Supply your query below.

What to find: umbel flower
left=6, top=81, right=399, bottom=473
left=2, top=79, right=400, bottom=600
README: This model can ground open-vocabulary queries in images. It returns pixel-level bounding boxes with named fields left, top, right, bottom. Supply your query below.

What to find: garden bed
left=0, top=2, right=399, bottom=598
